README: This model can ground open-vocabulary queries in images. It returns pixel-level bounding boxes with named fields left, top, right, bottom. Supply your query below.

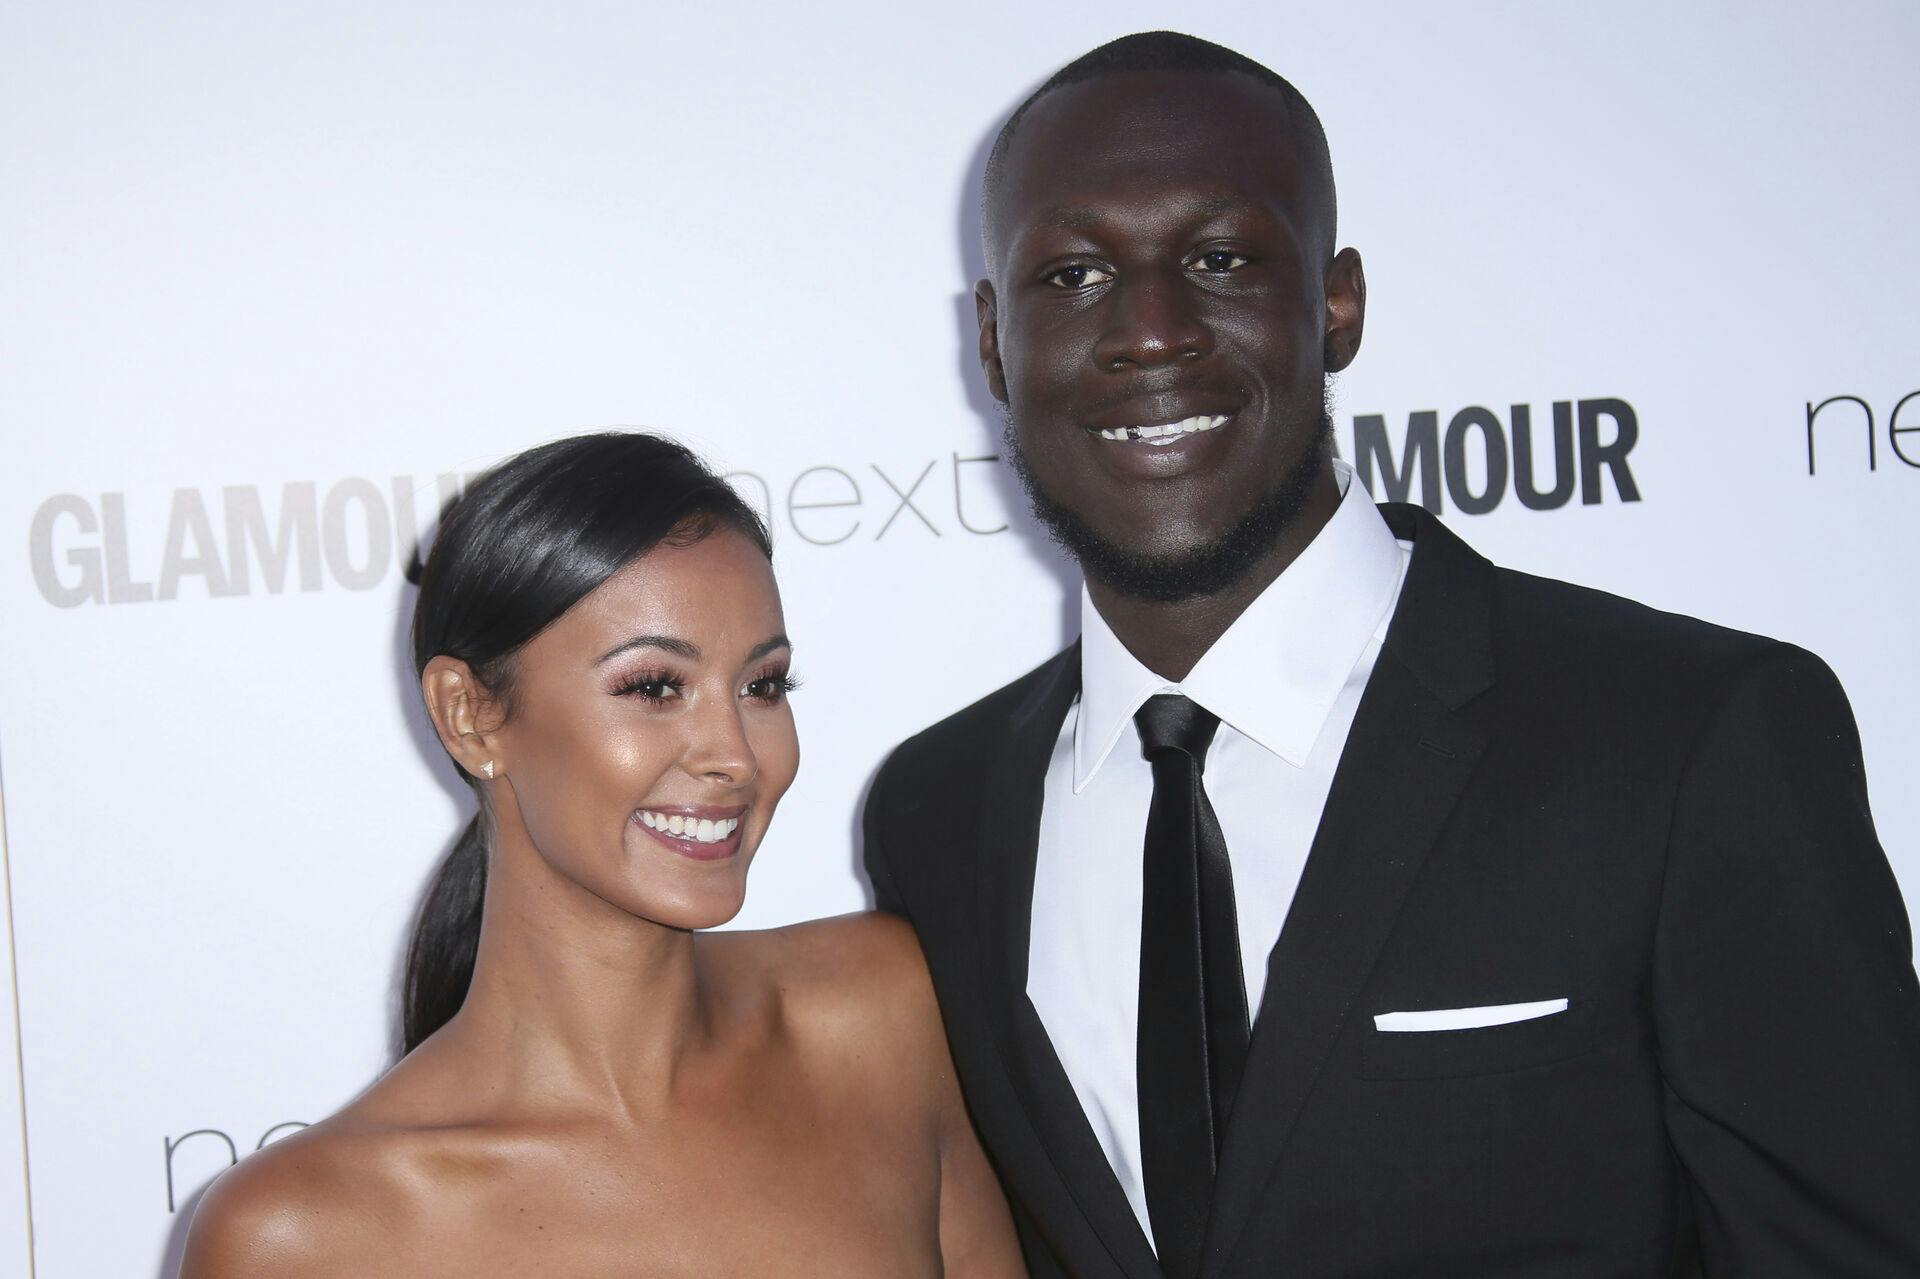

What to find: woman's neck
left=446, top=819, right=712, bottom=1121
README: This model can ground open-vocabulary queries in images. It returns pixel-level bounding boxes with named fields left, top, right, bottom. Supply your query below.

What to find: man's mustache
left=1064, top=378, right=1250, bottom=421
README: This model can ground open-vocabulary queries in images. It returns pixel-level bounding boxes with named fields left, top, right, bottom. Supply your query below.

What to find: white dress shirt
left=1026, top=461, right=1412, bottom=1243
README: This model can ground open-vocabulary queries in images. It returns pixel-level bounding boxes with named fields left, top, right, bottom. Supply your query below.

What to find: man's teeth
left=636, top=811, right=741, bottom=844
left=1094, top=414, right=1231, bottom=445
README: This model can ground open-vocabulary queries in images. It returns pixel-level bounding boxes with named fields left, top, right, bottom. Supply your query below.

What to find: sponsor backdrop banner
left=2, top=2, right=1915, bottom=1274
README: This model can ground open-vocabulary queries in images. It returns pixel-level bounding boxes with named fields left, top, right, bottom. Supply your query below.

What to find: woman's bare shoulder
left=177, top=1112, right=398, bottom=1278
left=718, top=912, right=948, bottom=1085
left=738, top=911, right=933, bottom=1011
left=179, top=1051, right=492, bottom=1278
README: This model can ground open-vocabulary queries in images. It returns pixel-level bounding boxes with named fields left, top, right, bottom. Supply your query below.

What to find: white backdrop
left=2, top=3, right=1916, bottom=1274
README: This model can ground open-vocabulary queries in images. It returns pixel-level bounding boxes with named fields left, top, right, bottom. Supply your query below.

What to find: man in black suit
left=863, top=30, right=1920, bottom=1279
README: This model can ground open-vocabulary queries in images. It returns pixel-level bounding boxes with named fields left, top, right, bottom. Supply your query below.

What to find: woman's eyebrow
left=746, top=634, right=792, bottom=663
left=594, top=633, right=790, bottom=666
left=595, top=634, right=701, bottom=665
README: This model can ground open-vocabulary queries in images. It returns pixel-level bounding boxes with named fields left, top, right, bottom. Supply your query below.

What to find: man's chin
left=1005, top=414, right=1335, bottom=605
left=1034, top=498, right=1302, bottom=603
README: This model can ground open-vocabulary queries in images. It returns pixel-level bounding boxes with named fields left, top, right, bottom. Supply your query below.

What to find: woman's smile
left=631, top=803, right=748, bottom=861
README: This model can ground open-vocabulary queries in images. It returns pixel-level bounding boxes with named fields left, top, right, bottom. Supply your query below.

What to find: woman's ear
left=422, top=656, right=505, bottom=780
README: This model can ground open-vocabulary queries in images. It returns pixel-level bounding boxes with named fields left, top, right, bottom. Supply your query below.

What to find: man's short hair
left=981, top=31, right=1337, bottom=264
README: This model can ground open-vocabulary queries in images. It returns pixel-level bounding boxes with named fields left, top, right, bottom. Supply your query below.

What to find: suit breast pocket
left=1359, top=1000, right=1597, bottom=1081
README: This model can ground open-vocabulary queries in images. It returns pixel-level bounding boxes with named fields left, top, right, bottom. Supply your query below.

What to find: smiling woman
left=397, top=433, right=790, bottom=1050
left=175, top=433, right=1025, bottom=1278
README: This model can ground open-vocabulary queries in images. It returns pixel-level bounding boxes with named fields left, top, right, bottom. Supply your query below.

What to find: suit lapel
left=1203, top=505, right=1497, bottom=1273
left=973, top=644, right=1166, bottom=1279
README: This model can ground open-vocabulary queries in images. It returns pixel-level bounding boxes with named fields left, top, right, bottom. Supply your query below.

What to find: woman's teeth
left=1094, top=414, right=1230, bottom=445
left=635, top=811, right=740, bottom=844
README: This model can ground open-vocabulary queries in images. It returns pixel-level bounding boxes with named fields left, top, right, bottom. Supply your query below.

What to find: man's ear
left=975, top=280, right=1009, bottom=404
left=1323, top=247, right=1366, bottom=373
left=422, top=655, right=505, bottom=780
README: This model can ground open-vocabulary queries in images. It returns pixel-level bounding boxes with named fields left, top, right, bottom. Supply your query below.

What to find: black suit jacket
left=863, top=504, right=1920, bottom=1277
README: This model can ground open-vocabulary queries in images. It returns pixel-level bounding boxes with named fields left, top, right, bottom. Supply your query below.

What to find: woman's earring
left=482, top=760, right=496, bottom=780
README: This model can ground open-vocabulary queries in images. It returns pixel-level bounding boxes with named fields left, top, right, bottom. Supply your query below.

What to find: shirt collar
left=1073, top=461, right=1407, bottom=789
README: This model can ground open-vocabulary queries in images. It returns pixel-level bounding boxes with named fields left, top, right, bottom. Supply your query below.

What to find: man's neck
left=1086, top=469, right=1343, bottom=682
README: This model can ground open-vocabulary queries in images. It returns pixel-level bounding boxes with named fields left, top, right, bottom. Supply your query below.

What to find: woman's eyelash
left=611, top=669, right=685, bottom=700
left=744, top=668, right=800, bottom=702
left=610, top=668, right=797, bottom=703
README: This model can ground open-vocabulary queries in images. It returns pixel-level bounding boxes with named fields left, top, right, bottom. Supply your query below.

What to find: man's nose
left=1092, top=271, right=1214, bottom=370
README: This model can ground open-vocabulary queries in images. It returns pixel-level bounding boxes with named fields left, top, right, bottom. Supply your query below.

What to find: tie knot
left=1133, top=693, right=1221, bottom=763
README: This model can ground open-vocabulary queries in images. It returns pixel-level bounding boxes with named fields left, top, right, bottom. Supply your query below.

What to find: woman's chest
left=398, top=1089, right=942, bottom=1276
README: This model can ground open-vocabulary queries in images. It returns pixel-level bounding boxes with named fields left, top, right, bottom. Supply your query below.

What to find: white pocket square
left=1373, top=998, right=1569, bottom=1033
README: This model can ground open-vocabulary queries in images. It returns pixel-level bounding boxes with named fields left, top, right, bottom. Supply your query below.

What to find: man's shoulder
left=1391, top=501, right=1778, bottom=673
left=1489, top=560, right=1780, bottom=676
left=862, top=650, right=1071, bottom=900
left=1394, top=503, right=1823, bottom=723
left=877, top=645, right=1074, bottom=788
left=1476, top=556, right=1842, bottom=744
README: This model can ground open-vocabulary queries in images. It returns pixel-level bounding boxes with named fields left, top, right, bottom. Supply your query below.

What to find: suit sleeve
left=1654, top=644, right=1920, bottom=1273
left=863, top=752, right=910, bottom=919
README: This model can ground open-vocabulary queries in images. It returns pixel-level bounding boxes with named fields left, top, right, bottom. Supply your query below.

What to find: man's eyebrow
left=595, top=634, right=701, bottom=665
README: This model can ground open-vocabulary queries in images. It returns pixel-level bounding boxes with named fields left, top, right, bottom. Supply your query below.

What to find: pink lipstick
left=629, top=803, right=747, bottom=862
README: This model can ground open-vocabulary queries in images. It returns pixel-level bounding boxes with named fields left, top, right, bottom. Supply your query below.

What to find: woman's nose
left=684, top=697, right=757, bottom=787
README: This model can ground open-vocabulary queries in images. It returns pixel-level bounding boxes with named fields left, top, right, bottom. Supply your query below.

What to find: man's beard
left=1003, top=395, right=1335, bottom=604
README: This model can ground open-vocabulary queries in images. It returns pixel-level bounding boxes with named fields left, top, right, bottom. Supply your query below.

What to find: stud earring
left=482, top=760, right=495, bottom=780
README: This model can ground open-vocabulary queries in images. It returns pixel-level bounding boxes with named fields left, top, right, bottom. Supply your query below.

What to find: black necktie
left=1135, top=694, right=1250, bottom=1279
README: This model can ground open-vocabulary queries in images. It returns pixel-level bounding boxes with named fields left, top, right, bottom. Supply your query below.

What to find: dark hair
left=981, top=31, right=1337, bottom=262
left=401, top=431, right=771, bottom=1053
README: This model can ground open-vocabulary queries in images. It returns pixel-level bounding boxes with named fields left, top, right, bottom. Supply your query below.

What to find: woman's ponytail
left=401, top=814, right=488, bottom=1052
